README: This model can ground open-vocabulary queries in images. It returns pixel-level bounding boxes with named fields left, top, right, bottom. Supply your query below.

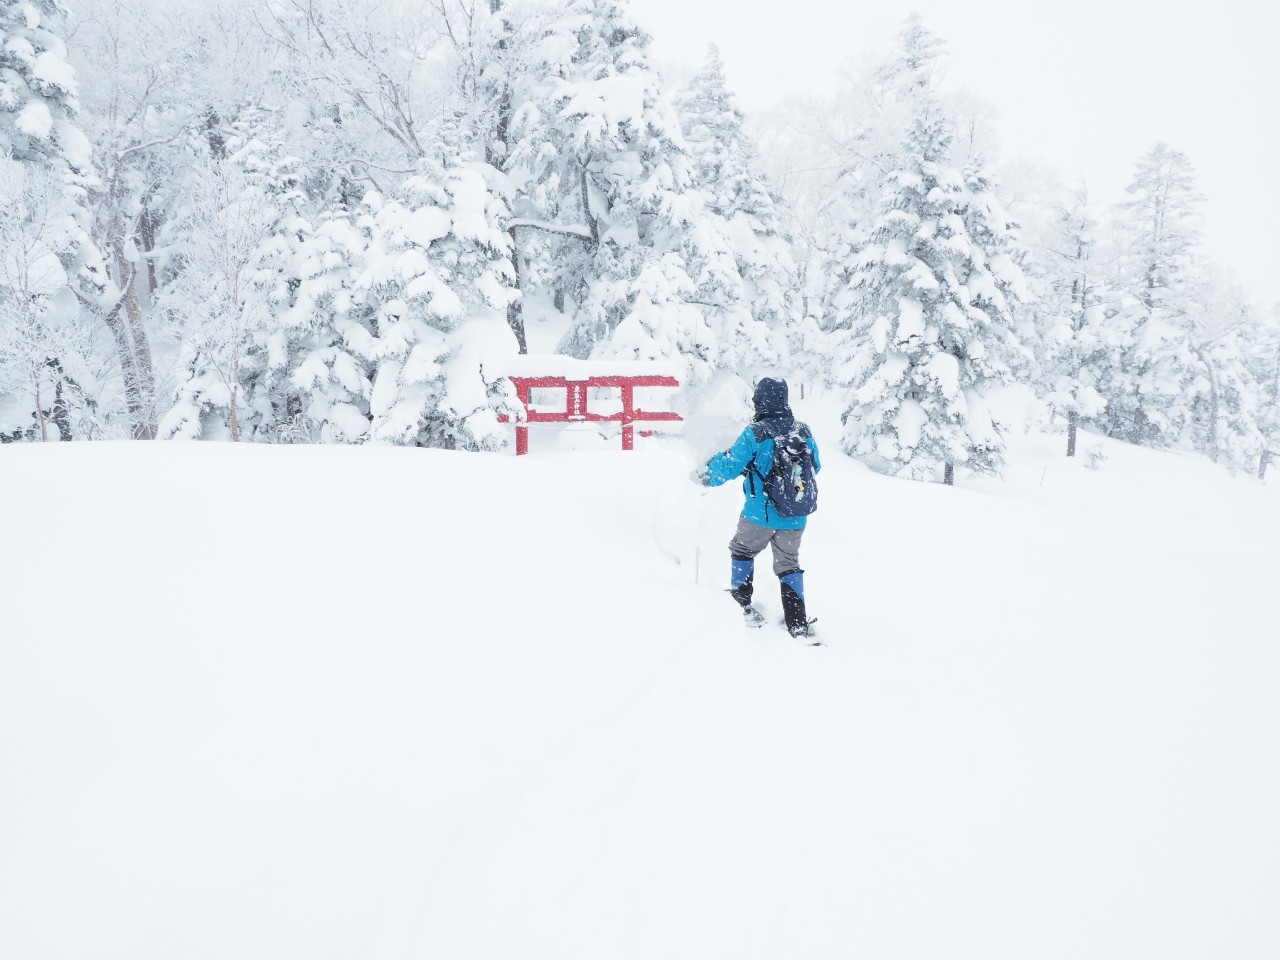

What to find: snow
left=924, top=349, right=961, bottom=400
left=505, top=353, right=681, bottom=380
left=2, top=395, right=1279, bottom=959
left=893, top=395, right=927, bottom=450
left=31, top=50, right=78, bottom=95
left=560, top=74, right=648, bottom=137
left=401, top=205, right=451, bottom=248
left=896, top=295, right=924, bottom=342
left=447, top=167, right=496, bottom=243
left=15, top=100, right=53, bottom=139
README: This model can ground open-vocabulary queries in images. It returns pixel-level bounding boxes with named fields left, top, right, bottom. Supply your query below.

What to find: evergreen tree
left=1040, top=186, right=1116, bottom=456
left=0, top=160, right=91, bottom=440
left=0, top=0, right=108, bottom=438
left=358, top=156, right=522, bottom=449
left=1183, top=268, right=1264, bottom=470
left=1252, top=306, right=1280, bottom=479
left=829, top=17, right=1024, bottom=484
left=1102, top=144, right=1204, bottom=448
left=677, top=46, right=794, bottom=372
left=505, top=0, right=738, bottom=385
left=278, top=210, right=375, bottom=443
left=158, top=111, right=313, bottom=441
left=0, top=0, right=91, bottom=181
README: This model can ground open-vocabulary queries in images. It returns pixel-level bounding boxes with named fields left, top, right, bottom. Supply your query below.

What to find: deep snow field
left=3, top=394, right=1279, bottom=960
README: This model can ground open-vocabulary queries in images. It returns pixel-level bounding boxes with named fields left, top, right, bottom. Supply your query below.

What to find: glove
left=690, top=466, right=710, bottom=486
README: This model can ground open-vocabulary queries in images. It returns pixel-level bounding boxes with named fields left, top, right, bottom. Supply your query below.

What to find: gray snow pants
left=728, top=516, right=804, bottom=576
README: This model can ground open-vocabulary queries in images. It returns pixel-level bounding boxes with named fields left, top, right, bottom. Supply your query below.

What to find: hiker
left=693, top=377, right=821, bottom=638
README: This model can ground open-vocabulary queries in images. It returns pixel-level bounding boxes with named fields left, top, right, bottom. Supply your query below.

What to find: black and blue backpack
left=747, top=421, right=818, bottom=519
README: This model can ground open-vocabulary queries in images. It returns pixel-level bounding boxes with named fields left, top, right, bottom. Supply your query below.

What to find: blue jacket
left=706, top=422, right=822, bottom=530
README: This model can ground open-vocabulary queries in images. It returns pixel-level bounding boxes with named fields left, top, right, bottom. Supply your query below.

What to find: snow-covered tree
left=1252, top=306, right=1280, bottom=479
left=0, top=159, right=96, bottom=440
left=69, top=0, right=274, bottom=438
left=829, top=18, right=1025, bottom=484
left=1101, top=144, right=1204, bottom=448
left=276, top=210, right=375, bottom=443
left=0, top=0, right=107, bottom=439
left=1034, top=186, right=1117, bottom=456
left=1182, top=267, right=1264, bottom=470
left=158, top=115, right=309, bottom=441
left=0, top=0, right=87, bottom=167
left=358, top=157, right=522, bottom=449
left=677, top=46, right=794, bottom=371
left=504, top=0, right=741, bottom=385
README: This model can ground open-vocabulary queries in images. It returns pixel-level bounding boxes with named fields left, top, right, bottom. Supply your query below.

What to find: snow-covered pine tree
left=1183, top=267, right=1264, bottom=470
left=0, top=0, right=108, bottom=439
left=278, top=209, right=375, bottom=443
left=677, top=46, right=794, bottom=374
left=1102, top=143, right=1204, bottom=448
left=1253, top=305, right=1280, bottom=479
left=830, top=18, right=1024, bottom=484
left=158, top=111, right=314, bottom=441
left=0, top=0, right=93, bottom=184
left=0, top=160, right=89, bottom=441
left=822, top=14, right=947, bottom=247
left=1036, top=186, right=1117, bottom=456
left=506, top=0, right=734, bottom=386
left=358, top=154, right=522, bottom=449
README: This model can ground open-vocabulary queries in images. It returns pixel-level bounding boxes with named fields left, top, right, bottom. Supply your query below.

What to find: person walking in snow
left=693, top=377, right=821, bottom=639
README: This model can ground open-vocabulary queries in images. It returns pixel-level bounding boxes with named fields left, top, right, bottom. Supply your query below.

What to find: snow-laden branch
left=507, top=219, right=594, bottom=241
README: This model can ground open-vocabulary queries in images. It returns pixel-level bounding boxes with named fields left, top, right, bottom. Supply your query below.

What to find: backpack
left=748, top=422, right=818, bottom=519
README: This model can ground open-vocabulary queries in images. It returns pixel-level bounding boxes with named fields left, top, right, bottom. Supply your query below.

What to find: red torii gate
left=500, top=359, right=682, bottom=455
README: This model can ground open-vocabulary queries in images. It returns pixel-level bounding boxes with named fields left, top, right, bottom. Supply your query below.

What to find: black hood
left=752, top=377, right=793, bottom=425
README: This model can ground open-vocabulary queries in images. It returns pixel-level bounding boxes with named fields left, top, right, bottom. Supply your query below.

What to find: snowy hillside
left=3, top=404, right=1279, bottom=959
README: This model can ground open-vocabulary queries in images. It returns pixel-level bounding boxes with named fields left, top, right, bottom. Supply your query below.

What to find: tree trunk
left=1066, top=409, right=1078, bottom=457
left=1207, top=378, right=1220, bottom=463
left=50, top=364, right=72, bottom=441
left=581, top=168, right=599, bottom=243
left=97, top=302, right=147, bottom=435
left=506, top=226, right=527, bottom=354
left=103, top=221, right=158, bottom=439
left=1192, top=345, right=1220, bottom=463
left=120, top=288, right=157, bottom=439
left=1260, top=451, right=1270, bottom=481
left=229, top=348, right=241, bottom=442
left=33, top=376, right=47, bottom=442
left=943, top=461, right=954, bottom=486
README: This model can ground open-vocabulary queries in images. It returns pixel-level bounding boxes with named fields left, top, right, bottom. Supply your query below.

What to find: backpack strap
left=744, top=423, right=784, bottom=522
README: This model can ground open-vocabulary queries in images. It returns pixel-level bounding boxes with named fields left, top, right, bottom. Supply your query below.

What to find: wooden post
left=515, top=382, right=530, bottom=456
left=621, top=382, right=635, bottom=451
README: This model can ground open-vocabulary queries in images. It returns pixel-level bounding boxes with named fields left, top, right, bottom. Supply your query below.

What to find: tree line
left=2, top=1, right=1276, bottom=480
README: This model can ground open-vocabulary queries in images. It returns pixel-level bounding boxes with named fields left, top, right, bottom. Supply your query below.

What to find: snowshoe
left=788, top=618, right=822, bottom=646
left=742, top=605, right=767, bottom=629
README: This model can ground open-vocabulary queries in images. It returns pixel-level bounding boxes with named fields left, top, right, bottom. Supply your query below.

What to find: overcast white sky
left=630, top=0, right=1278, bottom=306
